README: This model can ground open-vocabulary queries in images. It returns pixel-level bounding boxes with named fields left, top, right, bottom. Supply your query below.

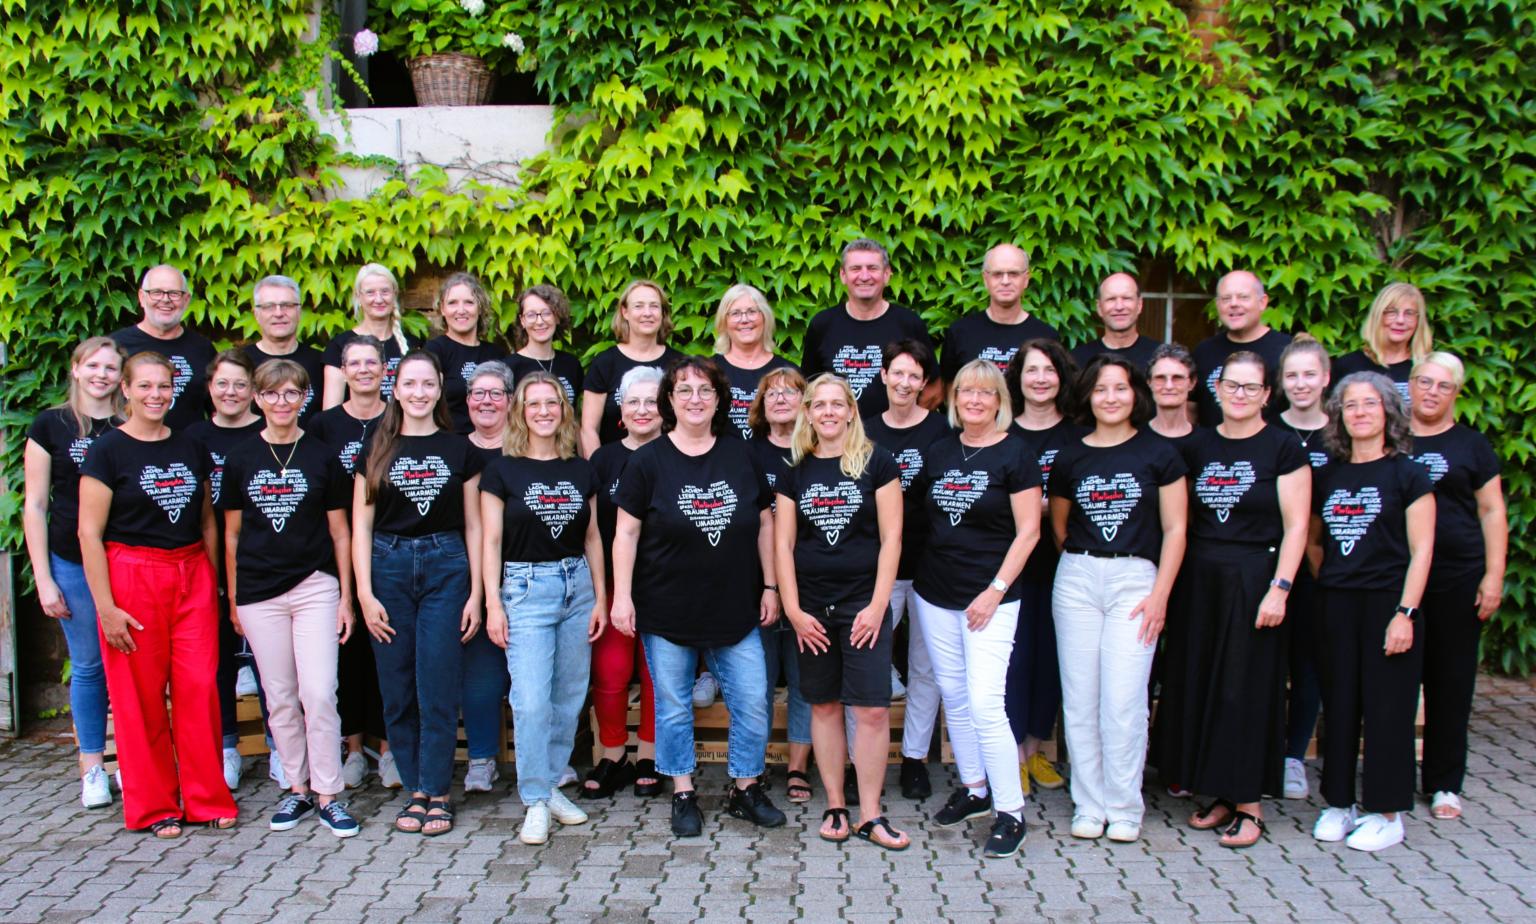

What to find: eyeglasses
left=765, top=388, right=801, bottom=400
left=1384, top=307, right=1420, bottom=321
left=727, top=309, right=760, bottom=321
left=673, top=386, right=716, bottom=401
left=622, top=397, right=659, bottom=409
left=1342, top=399, right=1383, bottom=413
left=1411, top=375, right=1456, bottom=396
left=1218, top=379, right=1265, bottom=397
left=343, top=357, right=382, bottom=369
left=259, top=389, right=306, bottom=405
left=985, top=270, right=1026, bottom=280
left=469, top=388, right=507, bottom=401
left=255, top=301, right=300, bottom=312
left=957, top=387, right=997, bottom=399
left=143, top=289, right=188, bottom=301
left=521, top=310, right=554, bottom=323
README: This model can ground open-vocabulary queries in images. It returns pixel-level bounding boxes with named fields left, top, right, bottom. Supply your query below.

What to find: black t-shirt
left=713, top=354, right=798, bottom=440
left=306, top=405, right=384, bottom=488
left=424, top=336, right=506, bottom=435
left=800, top=303, right=932, bottom=418
left=1410, top=425, right=1500, bottom=585
left=583, top=345, right=686, bottom=445
left=865, top=411, right=952, bottom=580
left=614, top=436, right=770, bottom=647
left=913, top=433, right=1042, bottom=609
left=1280, top=419, right=1332, bottom=472
left=110, top=326, right=217, bottom=431
left=940, top=312, right=1059, bottom=383
left=1070, top=334, right=1162, bottom=374
left=217, top=434, right=350, bottom=605
left=778, top=449, right=901, bottom=610
left=80, top=428, right=208, bottom=549
left=1313, top=454, right=1433, bottom=591
left=27, top=410, right=116, bottom=563
left=1191, top=328, right=1292, bottom=426
left=1330, top=350, right=1413, bottom=406
left=590, top=440, right=635, bottom=568
left=1050, top=428, right=1187, bottom=563
left=480, top=455, right=595, bottom=564
left=1008, top=418, right=1087, bottom=580
left=1182, top=425, right=1308, bottom=547
left=184, top=419, right=266, bottom=508
left=242, top=342, right=326, bottom=426
left=357, top=431, right=485, bottom=537
left=321, top=330, right=422, bottom=403
left=746, top=435, right=793, bottom=507
left=509, top=351, right=584, bottom=407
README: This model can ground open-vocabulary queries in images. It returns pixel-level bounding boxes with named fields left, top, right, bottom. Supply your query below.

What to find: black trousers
left=1420, top=574, right=1483, bottom=795
left=1319, top=588, right=1424, bottom=814
left=337, top=609, right=386, bottom=741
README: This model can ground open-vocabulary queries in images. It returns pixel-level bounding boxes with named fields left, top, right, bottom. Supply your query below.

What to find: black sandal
left=820, top=807, right=851, bottom=843
left=581, top=757, right=633, bottom=799
left=786, top=770, right=814, bottom=804
left=854, top=816, right=910, bottom=851
left=1219, top=811, right=1266, bottom=849
left=633, top=759, right=662, bottom=798
left=422, top=798, right=455, bottom=837
left=147, top=816, right=183, bottom=839
left=202, top=817, right=237, bottom=830
left=1190, top=798, right=1236, bottom=830
left=395, top=795, right=429, bottom=833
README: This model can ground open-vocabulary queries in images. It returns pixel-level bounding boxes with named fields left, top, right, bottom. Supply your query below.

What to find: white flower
left=459, top=0, right=485, bottom=15
left=353, top=29, right=379, bottom=57
left=502, top=32, right=525, bottom=53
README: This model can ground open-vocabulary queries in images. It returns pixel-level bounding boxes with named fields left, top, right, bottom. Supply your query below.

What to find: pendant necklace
left=1288, top=422, right=1321, bottom=450
left=960, top=440, right=989, bottom=463
left=268, top=435, right=301, bottom=478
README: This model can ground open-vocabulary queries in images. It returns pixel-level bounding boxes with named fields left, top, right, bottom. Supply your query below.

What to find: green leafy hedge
left=3, top=0, right=1532, bottom=668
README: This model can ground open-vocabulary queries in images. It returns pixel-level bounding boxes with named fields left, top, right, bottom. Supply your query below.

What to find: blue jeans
left=369, top=532, right=469, bottom=795
left=643, top=630, right=769, bottom=780
left=761, top=624, right=811, bottom=746
left=51, top=554, right=107, bottom=754
left=502, top=556, right=595, bottom=804
left=462, top=626, right=508, bottom=761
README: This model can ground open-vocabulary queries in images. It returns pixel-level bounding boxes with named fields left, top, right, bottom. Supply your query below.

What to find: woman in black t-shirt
left=481, top=372, right=607, bottom=846
left=610, top=357, right=785, bottom=838
left=509, top=284, right=584, bottom=406
left=711, top=283, right=798, bottom=440
left=353, top=351, right=484, bottom=838
left=1049, top=355, right=1186, bottom=844
left=1154, top=351, right=1310, bottom=848
left=220, top=360, right=358, bottom=837
left=77, top=352, right=239, bottom=837
left=1330, top=282, right=1431, bottom=406
left=1408, top=353, right=1507, bottom=821
left=912, top=360, right=1042, bottom=860
left=23, top=336, right=124, bottom=809
left=1306, top=372, right=1434, bottom=853
left=580, top=280, right=685, bottom=455
left=322, top=263, right=422, bottom=407
left=775, top=375, right=904, bottom=848
left=424, top=273, right=506, bottom=435
left=1147, top=343, right=1197, bottom=448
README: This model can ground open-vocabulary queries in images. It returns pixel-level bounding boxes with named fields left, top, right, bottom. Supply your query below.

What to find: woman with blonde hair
left=425, top=272, right=505, bottom=434
left=322, top=263, right=421, bottom=407
left=1331, top=282, right=1432, bottom=404
left=712, top=283, right=797, bottom=439
left=580, top=279, right=684, bottom=456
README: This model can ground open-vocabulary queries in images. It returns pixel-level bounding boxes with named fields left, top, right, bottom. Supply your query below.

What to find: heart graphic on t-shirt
left=380, top=357, right=402, bottom=401
left=168, top=354, right=193, bottom=408
left=931, top=468, right=989, bottom=526
left=1075, top=473, right=1143, bottom=542
left=1195, top=460, right=1257, bottom=523
left=138, top=463, right=197, bottom=524
left=1412, top=451, right=1449, bottom=484
left=337, top=439, right=364, bottom=476
left=799, top=480, right=862, bottom=546
left=832, top=345, right=882, bottom=398
left=729, top=386, right=755, bottom=439
left=893, top=447, right=924, bottom=490
left=247, top=468, right=310, bottom=533
left=676, top=481, right=738, bottom=546
left=1204, top=365, right=1223, bottom=401
left=522, top=481, right=585, bottom=538
left=1037, top=448, right=1060, bottom=492
left=68, top=435, right=95, bottom=465
left=389, top=455, right=451, bottom=516
left=207, top=450, right=228, bottom=505
left=977, top=345, right=1017, bottom=373
left=1322, top=486, right=1382, bottom=556
left=459, top=361, right=478, bottom=384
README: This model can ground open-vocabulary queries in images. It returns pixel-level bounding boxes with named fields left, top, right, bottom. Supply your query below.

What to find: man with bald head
left=111, top=264, right=217, bottom=430
left=1191, top=270, right=1292, bottom=426
left=940, top=244, right=1058, bottom=384
left=1070, top=273, right=1162, bottom=372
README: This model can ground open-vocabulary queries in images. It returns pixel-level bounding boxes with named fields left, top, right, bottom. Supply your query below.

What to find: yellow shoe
left=1018, top=763, right=1031, bottom=797
left=1027, top=752, right=1065, bottom=790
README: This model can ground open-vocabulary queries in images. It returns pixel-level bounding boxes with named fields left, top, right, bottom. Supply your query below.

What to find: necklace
left=1287, top=421, right=1322, bottom=448
left=522, top=351, right=555, bottom=375
left=267, top=434, right=301, bottom=477
left=960, top=440, right=990, bottom=463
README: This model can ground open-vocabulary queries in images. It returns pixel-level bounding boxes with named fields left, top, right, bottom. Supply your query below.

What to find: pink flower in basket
left=353, top=28, right=379, bottom=57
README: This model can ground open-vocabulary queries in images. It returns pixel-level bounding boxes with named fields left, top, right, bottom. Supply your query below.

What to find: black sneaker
left=317, top=801, right=360, bottom=838
left=900, top=757, right=933, bottom=800
left=933, top=788, right=992, bottom=827
left=984, top=813, right=1027, bottom=858
left=270, top=793, right=316, bottom=831
left=671, top=791, right=703, bottom=838
left=726, top=782, right=786, bottom=828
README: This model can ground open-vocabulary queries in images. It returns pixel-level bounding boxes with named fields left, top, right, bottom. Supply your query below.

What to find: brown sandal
left=1190, top=799, right=1235, bottom=830
left=1219, top=811, right=1266, bottom=848
left=854, top=816, right=910, bottom=851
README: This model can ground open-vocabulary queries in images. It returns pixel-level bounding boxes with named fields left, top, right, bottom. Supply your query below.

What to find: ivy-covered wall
left=3, top=0, right=1533, bottom=670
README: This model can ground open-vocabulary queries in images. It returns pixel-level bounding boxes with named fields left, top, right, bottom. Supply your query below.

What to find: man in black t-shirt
left=242, top=275, right=326, bottom=425
left=1191, top=270, right=1292, bottom=426
left=939, top=243, right=1059, bottom=384
left=1071, top=273, right=1162, bottom=373
left=110, top=264, right=217, bottom=431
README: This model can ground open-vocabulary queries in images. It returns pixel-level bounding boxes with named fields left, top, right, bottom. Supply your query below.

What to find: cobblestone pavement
left=1, top=675, right=1533, bottom=922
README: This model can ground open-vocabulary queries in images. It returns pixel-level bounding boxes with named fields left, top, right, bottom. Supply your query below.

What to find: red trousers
left=591, top=625, right=655, bottom=748
left=100, top=542, right=237, bottom=829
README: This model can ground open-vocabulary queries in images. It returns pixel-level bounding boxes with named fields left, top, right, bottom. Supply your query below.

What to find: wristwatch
left=1395, top=604, right=1417, bottom=621
left=989, top=577, right=1009, bottom=593
left=1270, top=578, right=1293, bottom=592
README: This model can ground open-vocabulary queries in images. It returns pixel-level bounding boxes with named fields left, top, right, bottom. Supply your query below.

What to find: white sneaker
left=890, top=666, right=907, bottom=701
left=81, top=765, right=112, bottom=809
left=223, top=748, right=243, bottom=791
left=268, top=751, right=289, bottom=789
left=519, top=802, right=552, bottom=845
left=1283, top=757, right=1309, bottom=800
left=342, top=751, right=368, bottom=790
left=1313, top=805, right=1359, bottom=842
left=464, top=758, right=499, bottom=793
left=378, top=751, right=402, bottom=790
left=692, top=672, right=719, bottom=708
left=235, top=665, right=260, bottom=697
left=1106, top=821, right=1141, bottom=842
left=1346, top=813, right=1404, bottom=852
left=547, top=789, right=589, bottom=826
left=1070, top=815, right=1105, bottom=839
left=556, top=765, right=579, bottom=789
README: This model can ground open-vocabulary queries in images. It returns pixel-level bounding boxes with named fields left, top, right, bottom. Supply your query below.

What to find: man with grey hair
left=242, top=274, right=326, bottom=425
left=801, top=238, right=933, bottom=417
left=939, top=243, right=1058, bottom=385
left=1071, top=272, right=1161, bottom=372
left=1191, top=270, right=1292, bottom=425
left=111, top=264, right=217, bottom=430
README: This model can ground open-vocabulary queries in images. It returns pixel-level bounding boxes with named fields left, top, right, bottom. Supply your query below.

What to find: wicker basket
left=407, top=53, right=493, bottom=106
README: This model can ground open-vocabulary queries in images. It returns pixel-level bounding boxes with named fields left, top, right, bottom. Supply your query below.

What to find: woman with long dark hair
left=424, top=272, right=505, bottom=433
left=509, top=284, right=584, bottom=405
